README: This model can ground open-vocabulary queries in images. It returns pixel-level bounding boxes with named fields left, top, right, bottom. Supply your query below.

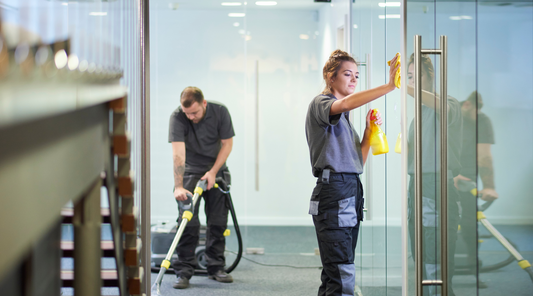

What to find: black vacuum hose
left=455, top=200, right=515, bottom=274
left=217, top=177, right=243, bottom=274
left=151, top=178, right=243, bottom=275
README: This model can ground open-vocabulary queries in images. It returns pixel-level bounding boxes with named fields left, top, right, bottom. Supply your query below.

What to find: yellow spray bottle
left=395, top=133, right=402, bottom=154
left=370, top=109, right=389, bottom=155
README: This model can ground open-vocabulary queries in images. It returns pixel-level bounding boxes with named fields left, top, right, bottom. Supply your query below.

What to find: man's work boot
left=208, top=270, right=233, bottom=283
left=172, top=277, right=190, bottom=289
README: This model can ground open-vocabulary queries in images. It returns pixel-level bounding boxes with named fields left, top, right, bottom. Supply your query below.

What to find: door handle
left=255, top=60, right=259, bottom=191
left=414, top=34, right=448, bottom=296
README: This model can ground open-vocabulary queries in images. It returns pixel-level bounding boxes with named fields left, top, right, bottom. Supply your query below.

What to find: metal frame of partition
left=140, top=0, right=151, bottom=294
left=413, top=34, right=448, bottom=296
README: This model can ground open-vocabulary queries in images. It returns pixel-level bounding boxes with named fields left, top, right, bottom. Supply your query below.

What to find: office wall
left=150, top=5, right=321, bottom=225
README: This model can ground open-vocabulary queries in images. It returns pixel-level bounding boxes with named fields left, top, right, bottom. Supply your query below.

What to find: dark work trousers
left=172, top=169, right=231, bottom=279
left=310, top=172, right=364, bottom=296
left=458, top=190, right=478, bottom=267
left=408, top=174, right=460, bottom=296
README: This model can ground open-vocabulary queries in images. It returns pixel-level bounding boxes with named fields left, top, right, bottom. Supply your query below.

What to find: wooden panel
left=121, top=213, right=136, bottom=233
left=118, top=176, right=133, bottom=197
left=108, top=96, right=127, bottom=113
left=113, top=135, right=129, bottom=157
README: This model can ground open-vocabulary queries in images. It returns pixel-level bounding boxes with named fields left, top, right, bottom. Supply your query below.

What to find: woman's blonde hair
left=322, top=49, right=357, bottom=95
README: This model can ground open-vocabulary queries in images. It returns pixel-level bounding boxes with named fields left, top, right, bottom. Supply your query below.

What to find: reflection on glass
left=476, top=2, right=533, bottom=296
left=454, top=91, right=496, bottom=291
left=406, top=53, right=462, bottom=296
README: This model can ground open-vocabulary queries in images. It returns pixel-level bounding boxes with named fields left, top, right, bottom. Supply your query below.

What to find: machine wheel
left=196, top=247, right=208, bottom=270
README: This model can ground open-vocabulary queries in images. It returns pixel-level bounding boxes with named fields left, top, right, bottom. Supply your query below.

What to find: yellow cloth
left=387, top=52, right=401, bottom=88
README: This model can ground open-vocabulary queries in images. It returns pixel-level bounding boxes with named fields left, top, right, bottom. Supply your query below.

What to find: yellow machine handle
left=182, top=210, right=193, bottom=222
left=161, top=259, right=171, bottom=270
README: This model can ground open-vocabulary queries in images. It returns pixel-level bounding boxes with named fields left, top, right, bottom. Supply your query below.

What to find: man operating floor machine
left=151, top=178, right=242, bottom=294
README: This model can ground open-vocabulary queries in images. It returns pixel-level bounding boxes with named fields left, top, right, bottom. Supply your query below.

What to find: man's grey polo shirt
left=169, top=101, right=235, bottom=174
left=305, top=94, right=364, bottom=177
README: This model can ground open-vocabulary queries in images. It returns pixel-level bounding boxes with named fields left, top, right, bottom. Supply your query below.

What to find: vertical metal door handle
left=413, top=35, right=424, bottom=296
left=414, top=35, right=448, bottom=296
left=439, top=35, right=449, bottom=296
left=255, top=60, right=259, bottom=191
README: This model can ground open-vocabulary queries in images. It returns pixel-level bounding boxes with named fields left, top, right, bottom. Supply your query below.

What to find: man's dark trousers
left=172, top=169, right=231, bottom=278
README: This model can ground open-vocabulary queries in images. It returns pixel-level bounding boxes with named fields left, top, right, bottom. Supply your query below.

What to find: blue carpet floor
left=60, top=224, right=533, bottom=295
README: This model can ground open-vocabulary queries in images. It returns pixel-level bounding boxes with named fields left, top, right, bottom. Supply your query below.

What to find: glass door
left=352, top=0, right=403, bottom=295
left=404, top=1, right=477, bottom=295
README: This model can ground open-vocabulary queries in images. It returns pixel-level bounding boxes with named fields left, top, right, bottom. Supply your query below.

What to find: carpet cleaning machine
left=151, top=178, right=243, bottom=294
left=455, top=180, right=533, bottom=283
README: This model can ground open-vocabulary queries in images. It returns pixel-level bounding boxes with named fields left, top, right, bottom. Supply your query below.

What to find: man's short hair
left=180, top=87, right=204, bottom=108
left=463, top=91, right=483, bottom=110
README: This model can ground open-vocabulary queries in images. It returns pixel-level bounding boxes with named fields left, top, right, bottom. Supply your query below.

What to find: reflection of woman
left=305, top=49, right=398, bottom=296
left=406, top=54, right=463, bottom=296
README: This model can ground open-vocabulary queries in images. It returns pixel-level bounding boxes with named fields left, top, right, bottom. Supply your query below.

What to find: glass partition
left=352, top=0, right=403, bottom=294
left=405, top=1, right=478, bottom=295
left=477, top=2, right=533, bottom=296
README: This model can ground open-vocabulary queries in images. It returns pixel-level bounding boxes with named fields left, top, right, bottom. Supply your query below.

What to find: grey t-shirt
left=305, top=94, right=364, bottom=177
left=168, top=101, right=235, bottom=174
left=407, top=96, right=463, bottom=176
left=460, top=112, right=494, bottom=180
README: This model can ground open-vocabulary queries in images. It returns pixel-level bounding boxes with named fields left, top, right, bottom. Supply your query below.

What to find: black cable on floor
left=224, top=250, right=323, bottom=269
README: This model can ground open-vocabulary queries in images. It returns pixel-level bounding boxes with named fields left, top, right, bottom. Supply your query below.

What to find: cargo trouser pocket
left=318, top=228, right=350, bottom=264
left=338, top=196, right=357, bottom=227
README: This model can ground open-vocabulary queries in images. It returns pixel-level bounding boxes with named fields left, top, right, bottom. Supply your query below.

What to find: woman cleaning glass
left=305, top=49, right=399, bottom=296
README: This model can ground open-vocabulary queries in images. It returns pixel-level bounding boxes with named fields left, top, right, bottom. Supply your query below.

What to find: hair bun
left=329, top=49, right=351, bottom=59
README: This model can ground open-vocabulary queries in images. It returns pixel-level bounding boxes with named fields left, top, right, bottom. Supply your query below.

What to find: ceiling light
left=353, top=24, right=358, bottom=29
left=233, top=22, right=240, bottom=27
left=79, top=60, right=89, bottom=72
left=54, top=50, right=68, bottom=69
left=229, top=13, right=245, bottom=17
left=62, top=2, right=68, bottom=6
left=68, top=54, right=79, bottom=70
left=378, top=2, right=401, bottom=7
left=256, top=1, right=277, bottom=5
left=89, top=12, right=107, bottom=16
left=378, top=14, right=400, bottom=19
left=222, top=2, right=242, bottom=6
left=449, top=15, right=472, bottom=20
left=299, top=34, right=309, bottom=40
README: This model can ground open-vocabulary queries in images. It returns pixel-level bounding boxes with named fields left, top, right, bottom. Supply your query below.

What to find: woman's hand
left=365, top=109, right=382, bottom=133
left=388, top=54, right=400, bottom=90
